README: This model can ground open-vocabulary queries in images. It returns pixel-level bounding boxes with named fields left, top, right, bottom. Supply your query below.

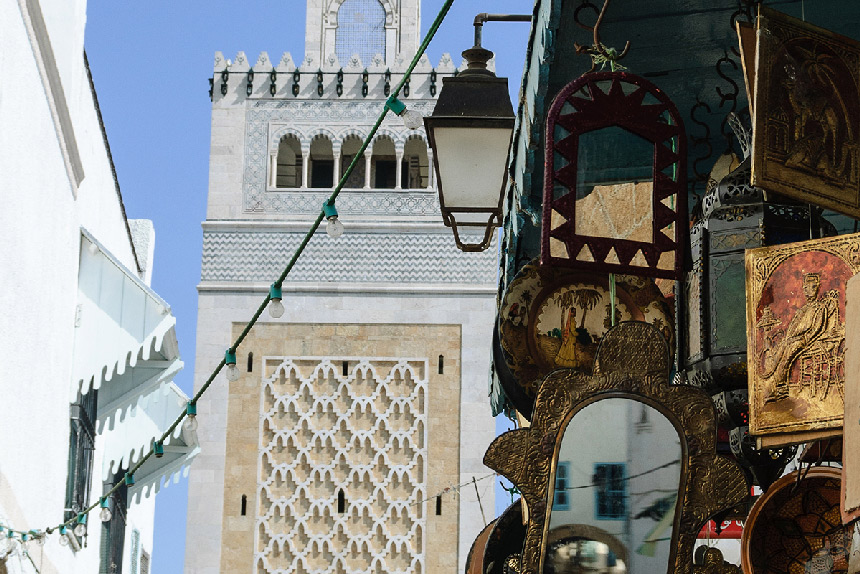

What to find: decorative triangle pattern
left=256, top=358, right=428, bottom=574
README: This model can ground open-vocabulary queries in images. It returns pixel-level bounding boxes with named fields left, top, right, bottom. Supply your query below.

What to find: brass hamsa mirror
left=484, top=322, right=748, bottom=574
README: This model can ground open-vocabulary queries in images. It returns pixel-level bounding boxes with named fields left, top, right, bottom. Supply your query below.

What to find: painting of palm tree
left=573, top=288, right=602, bottom=328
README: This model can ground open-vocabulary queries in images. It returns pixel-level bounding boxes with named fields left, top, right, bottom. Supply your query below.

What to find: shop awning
left=100, top=382, right=199, bottom=504
left=72, top=230, right=184, bottom=431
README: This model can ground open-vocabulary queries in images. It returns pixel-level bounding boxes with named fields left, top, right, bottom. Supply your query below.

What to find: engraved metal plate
left=751, top=6, right=860, bottom=217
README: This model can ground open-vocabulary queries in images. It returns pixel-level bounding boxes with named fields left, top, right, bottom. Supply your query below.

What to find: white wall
left=0, top=1, right=156, bottom=572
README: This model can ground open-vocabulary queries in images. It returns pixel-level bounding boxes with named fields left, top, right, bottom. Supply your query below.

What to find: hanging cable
left=0, top=0, right=457, bottom=542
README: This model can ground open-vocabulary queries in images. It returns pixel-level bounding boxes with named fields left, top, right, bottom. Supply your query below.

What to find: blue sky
left=84, top=2, right=531, bottom=571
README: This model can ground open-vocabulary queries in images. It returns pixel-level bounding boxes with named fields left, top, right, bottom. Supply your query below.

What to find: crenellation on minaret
left=211, top=51, right=461, bottom=104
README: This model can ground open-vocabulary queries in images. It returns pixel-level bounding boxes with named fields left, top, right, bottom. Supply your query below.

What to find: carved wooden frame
left=484, top=322, right=747, bottom=574
left=541, top=72, right=688, bottom=280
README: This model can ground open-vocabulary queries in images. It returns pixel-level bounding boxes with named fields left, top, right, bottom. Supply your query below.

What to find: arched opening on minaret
left=276, top=134, right=303, bottom=188
left=341, top=135, right=366, bottom=189
left=403, top=136, right=429, bottom=189
left=371, top=135, right=397, bottom=189
left=336, top=0, right=386, bottom=66
left=310, top=135, right=335, bottom=188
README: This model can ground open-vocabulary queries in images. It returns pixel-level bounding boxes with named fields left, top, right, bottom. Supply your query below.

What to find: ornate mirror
left=484, top=322, right=747, bottom=574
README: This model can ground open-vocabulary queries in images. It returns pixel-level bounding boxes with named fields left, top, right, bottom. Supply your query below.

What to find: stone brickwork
left=220, top=323, right=461, bottom=574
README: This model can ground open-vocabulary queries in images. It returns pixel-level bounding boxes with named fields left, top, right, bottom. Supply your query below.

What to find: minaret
left=185, top=1, right=498, bottom=574
left=304, top=0, right=421, bottom=66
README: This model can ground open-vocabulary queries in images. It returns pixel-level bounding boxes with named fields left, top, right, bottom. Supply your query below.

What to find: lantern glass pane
left=433, top=126, right=512, bottom=223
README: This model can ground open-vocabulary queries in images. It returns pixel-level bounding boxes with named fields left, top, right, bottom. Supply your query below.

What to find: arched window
left=336, top=0, right=386, bottom=65
left=309, top=136, right=335, bottom=188
left=275, top=135, right=302, bottom=188
left=340, top=135, right=365, bottom=188
left=371, top=136, right=396, bottom=189
left=403, top=137, right=429, bottom=189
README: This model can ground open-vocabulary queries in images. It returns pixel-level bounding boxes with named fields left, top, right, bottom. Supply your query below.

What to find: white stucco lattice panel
left=256, top=358, right=427, bottom=574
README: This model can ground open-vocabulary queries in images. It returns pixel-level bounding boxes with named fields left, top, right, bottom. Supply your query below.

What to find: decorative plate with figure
left=499, top=260, right=674, bottom=419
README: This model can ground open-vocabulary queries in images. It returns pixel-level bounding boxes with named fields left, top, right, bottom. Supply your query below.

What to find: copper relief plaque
left=746, top=233, right=860, bottom=443
left=751, top=6, right=860, bottom=217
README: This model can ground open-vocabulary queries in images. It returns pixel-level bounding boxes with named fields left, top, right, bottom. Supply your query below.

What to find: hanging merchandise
left=742, top=467, right=849, bottom=573
left=745, top=233, right=860, bottom=447
left=541, top=72, right=687, bottom=280
left=744, top=6, right=860, bottom=218
left=498, top=259, right=674, bottom=419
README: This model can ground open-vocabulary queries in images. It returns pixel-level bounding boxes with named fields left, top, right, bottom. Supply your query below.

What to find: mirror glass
left=545, top=398, right=682, bottom=573
left=573, top=126, right=654, bottom=243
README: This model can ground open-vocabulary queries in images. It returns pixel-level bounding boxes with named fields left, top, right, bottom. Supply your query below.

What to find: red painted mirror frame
left=541, top=72, right=688, bottom=280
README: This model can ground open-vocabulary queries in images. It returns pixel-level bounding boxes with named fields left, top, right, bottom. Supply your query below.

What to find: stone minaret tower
left=184, top=1, right=498, bottom=574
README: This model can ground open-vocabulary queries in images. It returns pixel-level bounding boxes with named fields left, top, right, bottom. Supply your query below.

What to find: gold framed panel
left=484, top=322, right=747, bottom=574
left=750, top=6, right=860, bottom=217
left=746, top=233, right=860, bottom=443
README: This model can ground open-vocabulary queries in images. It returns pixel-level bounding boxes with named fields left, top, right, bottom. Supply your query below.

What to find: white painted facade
left=0, top=1, right=195, bottom=573
left=185, top=1, right=498, bottom=573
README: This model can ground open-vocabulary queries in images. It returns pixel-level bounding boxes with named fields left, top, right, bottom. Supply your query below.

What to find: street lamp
left=424, top=43, right=515, bottom=252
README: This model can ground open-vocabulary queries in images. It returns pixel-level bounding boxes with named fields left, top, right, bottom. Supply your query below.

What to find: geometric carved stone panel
left=256, top=357, right=428, bottom=574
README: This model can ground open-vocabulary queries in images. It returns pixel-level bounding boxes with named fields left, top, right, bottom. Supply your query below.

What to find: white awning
left=100, top=382, right=200, bottom=504
left=73, top=230, right=183, bottom=431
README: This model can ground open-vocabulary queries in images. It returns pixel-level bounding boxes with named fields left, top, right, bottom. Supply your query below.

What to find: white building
left=184, top=1, right=498, bottom=573
left=0, top=1, right=197, bottom=573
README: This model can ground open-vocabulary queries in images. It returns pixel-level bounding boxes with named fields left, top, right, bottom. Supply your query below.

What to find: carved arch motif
left=326, top=0, right=394, bottom=26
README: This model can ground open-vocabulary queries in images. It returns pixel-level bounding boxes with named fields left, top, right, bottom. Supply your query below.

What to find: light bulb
left=99, top=506, right=112, bottom=523
left=226, top=363, right=240, bottom=382
left=73, top=523, right=86, bottom=538
left=183, top=414, right=199, bottom=433
left=59, top=534, right=69, bottom=547
left=326, top=216, right=344, bottom=238
left=400, top=108, right=424, bottom=130
left=269, top=298, right=285, bottom=318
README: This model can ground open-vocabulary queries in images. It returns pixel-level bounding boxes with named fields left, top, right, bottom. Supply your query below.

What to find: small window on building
left=247, top=352, right=254, bottom=373
left=309, top=136, right=334, bottom=188
left=311, top=160, right=334, bottom=188
left=241, top=494, right=248, bottom=516
left=437, top=355, right=444, bottom=374
left=374, top=160, right=396, bottom=188
left=342, top=361, right=349, bottom=377
left=275, top=135, right=302, bottom=188
left=553, top=461, right=570, bottom=511
left=435, top=496, right=442, bottom=516
left=594, top=463, right=626, bottom=520
left=337, top=489, right=346, bottom=513
left=65, top=390, right=98, bottom=528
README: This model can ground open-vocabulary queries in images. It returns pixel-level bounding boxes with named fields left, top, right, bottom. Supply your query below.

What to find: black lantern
left=423, top=46, right=515, bottom=252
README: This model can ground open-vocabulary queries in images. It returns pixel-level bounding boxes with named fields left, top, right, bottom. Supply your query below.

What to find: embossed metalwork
left=541, top=72, right=688, bottom=280
left=484, top=322, right=747, bottom=574
left=751, top=6, right=860, bottom=218
left=741, top=467, right=848, bottom=574
left=702, top=159, right=763, bottom=220
left=746, top=233, right=860, bottom=442
left=693, top=547, right=742, bottom=574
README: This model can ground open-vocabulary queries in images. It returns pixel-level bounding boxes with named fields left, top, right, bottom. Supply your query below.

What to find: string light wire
left=0, top=0, right=456, bottom=542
